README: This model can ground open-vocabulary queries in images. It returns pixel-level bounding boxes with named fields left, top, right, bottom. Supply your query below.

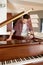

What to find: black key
left=12, top=59, right=16, bottom=62
left=25, top=57, right=29, bottom=60
left=21, top=58, right=26, bottom=61
left=2, top=62, right=5, bottom=65
left=41, top=54, right=43, bottom=56
left=12, top=59, right=17, bottom=62
left=25, top=57, right=31, bottom=60
left=34, top=56, right=38, bottom=58
left=38, top=55, right=42, bottom=57
left=30, top=56, right=34, bottom=59
left=16, top=58, right=21, bottom=62
left=6, top=60, right=11, bottom=64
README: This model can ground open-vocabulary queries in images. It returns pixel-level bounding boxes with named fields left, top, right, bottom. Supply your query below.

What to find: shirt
left=21, top=23, right=28, bottom=37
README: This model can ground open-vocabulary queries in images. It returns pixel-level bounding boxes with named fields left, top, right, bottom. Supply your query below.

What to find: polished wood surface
left=0, top=40, right=43, bottom=61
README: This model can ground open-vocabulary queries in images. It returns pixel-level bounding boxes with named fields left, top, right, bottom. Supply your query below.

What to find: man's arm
left=27, top=19, right=34, bottom=38
left=6, top=30, right=15, bottom=41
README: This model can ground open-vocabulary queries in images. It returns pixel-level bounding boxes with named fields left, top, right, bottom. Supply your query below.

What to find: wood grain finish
left=0, top=43, right=43, bottom=61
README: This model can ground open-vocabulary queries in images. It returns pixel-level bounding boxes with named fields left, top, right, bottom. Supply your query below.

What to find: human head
left=22, top=14, right=30, bottom=23
left=23, top=14, right=30, bottom=19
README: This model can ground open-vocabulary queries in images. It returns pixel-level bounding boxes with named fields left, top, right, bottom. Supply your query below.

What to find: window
left=40, top=19, right=43, bottom=33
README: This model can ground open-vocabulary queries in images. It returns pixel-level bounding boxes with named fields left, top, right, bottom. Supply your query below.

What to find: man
left=7, top=14, right=34, bottom=41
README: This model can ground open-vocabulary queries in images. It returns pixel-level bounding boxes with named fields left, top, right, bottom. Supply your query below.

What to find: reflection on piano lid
left=0, top=41, right=7, bottom=44
left=7, top=39, right=40, bottom=44
left=0, top=40, right=42, bottom=45
left=1, top=54, right=43, bottom=65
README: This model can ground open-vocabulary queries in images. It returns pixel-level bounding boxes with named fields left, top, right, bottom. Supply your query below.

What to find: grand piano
left=0, top=37, right=43, bottom=65
left=0, top=11, right=43, bottom=65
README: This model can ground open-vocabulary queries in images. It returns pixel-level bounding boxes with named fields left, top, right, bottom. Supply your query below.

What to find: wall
left=7, top=11, right=43, bottom=32
left=7, top=13, right=13, bottom=31
left=30, top=10, right=43, bottom=32
left=0, top=0, right=7, bottom=35
left=7, top=0, right=43, bottom=13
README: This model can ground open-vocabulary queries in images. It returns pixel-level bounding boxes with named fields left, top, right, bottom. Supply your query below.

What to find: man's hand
left=6, top=30, right=15, bottom=41
left=6, top=37, right=12, bottom=41
left=28, top=31, right=34, bottom=37
left=29, top=34, right=34, bottom=39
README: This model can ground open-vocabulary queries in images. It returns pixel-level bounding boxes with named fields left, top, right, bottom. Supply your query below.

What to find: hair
left=23, top=14, right=30, bottom=19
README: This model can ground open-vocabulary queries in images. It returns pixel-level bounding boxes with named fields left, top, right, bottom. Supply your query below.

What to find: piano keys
left=1, top=54, right=43, bottom=65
